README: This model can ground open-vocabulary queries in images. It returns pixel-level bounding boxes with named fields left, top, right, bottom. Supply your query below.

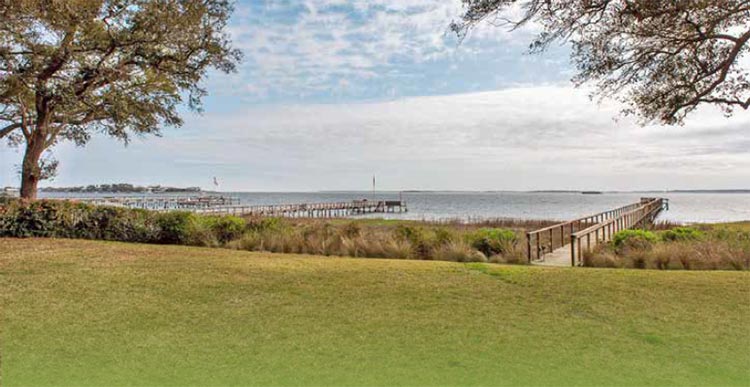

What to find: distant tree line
left=40, top=183, right=201, bottom=193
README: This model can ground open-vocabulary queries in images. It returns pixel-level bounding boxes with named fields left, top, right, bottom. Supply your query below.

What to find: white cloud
left=11, top=85, right=746, bottom=191
left=220, top=0, right=539, bottom=99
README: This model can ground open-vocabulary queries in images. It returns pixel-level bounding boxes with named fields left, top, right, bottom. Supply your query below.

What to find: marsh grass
left=227, top=219, right=525, bottom=263
left=432, top=240, right=487, bottom=262
left=584, top=223, right=750, bottom=270
left=309, top=216, right=559, bottom=232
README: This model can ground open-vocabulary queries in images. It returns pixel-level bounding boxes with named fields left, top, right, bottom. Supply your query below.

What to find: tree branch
left=0, top=122, right=21, bottom=139
left=670, top=28, right=750, bottom=115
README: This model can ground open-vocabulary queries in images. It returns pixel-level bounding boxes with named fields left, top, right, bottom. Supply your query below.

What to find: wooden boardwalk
left=189, top=200, right=407, bottom=218
left=69, top=196, right=407, bottom=218
left=533, top=246, right=579, bottom=267
left=71, top=195, right=241, bottom=210
left=526, top=198, right=668, bottom=267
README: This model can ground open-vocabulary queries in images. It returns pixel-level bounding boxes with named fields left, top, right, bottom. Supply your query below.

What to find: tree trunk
left=19, top=131, right=46, bottom=200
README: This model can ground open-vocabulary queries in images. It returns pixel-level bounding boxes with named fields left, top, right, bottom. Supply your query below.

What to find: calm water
left=40, top=191, right=750, bottom=223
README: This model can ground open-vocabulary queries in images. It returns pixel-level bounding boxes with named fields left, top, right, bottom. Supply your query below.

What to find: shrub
left=433, top=227, right=457, bottom=246
left=648, top=243, right=695, bottom=270
left=340, top=236, right=362, bottom=257
left=583, top=237, right=750, bottom=271
left=433, top=241, right=487, bottom=263
left=341, top=222, right=361, bottom=238
left=303, top=224, right=338, bottom=256
left=660, top=227, right=704, bottom=242
left=582, top=247, right=621, bottom=268
left=0, top=199, right=257, bottom=247
left=466, top=228, right=517, bottom=257
left=183, top=216, right=220, bottom=247
left=154, top=211, right=195, bottom=244
left=81, top=206, right=156, bottom=242
left=381, top=238, right=413, bottom=259
left=393, top=225, right=420, bottom=241
left=211, top=216, right=246, bottom=244
left=0, top=200, right=61, bottom=237
left=488, top=244, right=527, bottom=265
left=227, top=231, right=263, bottom=251
left=393, top=225, right=435, bottom=259
left=359, top=238, right=393, bottom=259
left=612, top=229, right=658, bottom=254
left=249, top=217, right=285, bottom=232
left=0, top=200, right=155, bottom=241
left=709, top=227, right=750, bottom=243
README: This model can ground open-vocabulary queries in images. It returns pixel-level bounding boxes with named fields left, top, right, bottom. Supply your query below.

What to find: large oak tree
left=0, top=0, right=240, bottom=199
left=452, top=0, right=750, bottom=125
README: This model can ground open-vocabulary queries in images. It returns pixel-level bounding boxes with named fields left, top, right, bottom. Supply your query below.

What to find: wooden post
left=570, top=235, right=576, bottom=266
left=549, top=228, right=554, bottom=252
left=526, top=232, right=532, bottom=262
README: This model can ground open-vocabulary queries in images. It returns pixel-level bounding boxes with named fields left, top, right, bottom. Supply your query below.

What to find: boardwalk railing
left=185, top=200, right=407, bottom=218
left=72, top=195, right=241, bottom=210
left=525, top=200, right=651, bottom=262
left=66, top=196, right=407, bottom=218
left=569, top=197, right=667, bottom=266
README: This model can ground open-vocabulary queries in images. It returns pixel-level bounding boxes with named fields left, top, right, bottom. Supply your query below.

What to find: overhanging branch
left=0, top=122, right=21, bottom=139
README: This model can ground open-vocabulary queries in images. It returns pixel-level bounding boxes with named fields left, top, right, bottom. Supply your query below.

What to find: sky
left=1, top=0, right=749, bottom=191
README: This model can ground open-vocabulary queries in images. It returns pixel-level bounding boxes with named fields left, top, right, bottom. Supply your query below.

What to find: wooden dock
left=69, top=196, right=407, bottom=218
left=72, top=195, right=241, bottom=210
left=526, top=198, right=669, bottom=266
left=188, top=200, right=407, bottom=218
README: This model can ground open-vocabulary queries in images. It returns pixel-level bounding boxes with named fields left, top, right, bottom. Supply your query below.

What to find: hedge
left=0, top=199, right=246, bottom=247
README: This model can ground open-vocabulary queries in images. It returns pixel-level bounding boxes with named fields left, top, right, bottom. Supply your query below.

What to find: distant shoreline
left=28, top=188, right=750, bottom=194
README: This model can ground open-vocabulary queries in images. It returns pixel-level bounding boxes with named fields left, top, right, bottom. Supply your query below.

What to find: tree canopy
left=451, top=0, right=750, bottom=125
left=0, top=0, right=241, bottom=198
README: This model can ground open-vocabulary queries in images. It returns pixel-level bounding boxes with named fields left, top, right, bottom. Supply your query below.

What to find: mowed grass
left=0, top=239, right=748, bottom=387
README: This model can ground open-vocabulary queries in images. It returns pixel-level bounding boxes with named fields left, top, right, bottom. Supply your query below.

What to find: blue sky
left=1, top=0, right=749, bottom=191
left=205, top=0, right=569, bottom=106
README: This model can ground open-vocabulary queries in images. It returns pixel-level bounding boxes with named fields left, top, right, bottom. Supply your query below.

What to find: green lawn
left=1, top=238, right=748, bottom=387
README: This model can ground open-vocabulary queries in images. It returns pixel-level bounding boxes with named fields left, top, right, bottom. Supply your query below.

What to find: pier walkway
left=526, top=198, right=668, bottom=267
left=188, top=200, right=407, bottom=218
left=70, top=196, right=407, bottom=218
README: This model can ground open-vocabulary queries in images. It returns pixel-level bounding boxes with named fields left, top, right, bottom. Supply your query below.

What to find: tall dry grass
left=432, top=240, right=487, bottom=263
left=226, top=219, right=528, bottom=264
left=420, top=217, right=560, bottom=231
left=583, top=227, right=750, bottom=270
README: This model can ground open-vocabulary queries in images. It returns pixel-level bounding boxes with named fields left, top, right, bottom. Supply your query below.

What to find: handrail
left=173, top=200, right=406, bottom=218
left=570, top=200, right=657, bottom=238
left=61, top=197, right=407, bottom=218
left=569, top=198, right=667, bottom=266
left=530, top=202, right=642, bottom=234
left=525, top=200, right=653, bottom=262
